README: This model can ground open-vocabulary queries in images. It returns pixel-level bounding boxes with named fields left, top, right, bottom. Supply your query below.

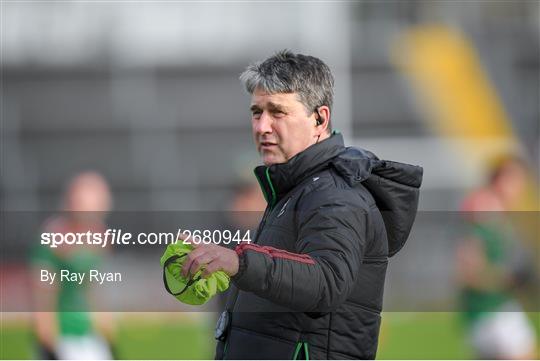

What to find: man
left=31, top=171, right=116, bottom=359
left=457, top=156, right=537, bottom=359
left=181, top=50, right=422, bottom=359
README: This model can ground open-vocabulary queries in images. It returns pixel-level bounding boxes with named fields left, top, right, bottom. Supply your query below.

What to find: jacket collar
left=254, top=132, right=345, bottom=208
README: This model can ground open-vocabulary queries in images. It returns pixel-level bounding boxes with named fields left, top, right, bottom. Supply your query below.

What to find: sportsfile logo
left=40, top=228, right=251, bottom=248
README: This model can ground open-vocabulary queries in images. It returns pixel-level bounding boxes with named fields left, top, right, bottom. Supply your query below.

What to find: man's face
left=250, top=88, right=318, bottom=166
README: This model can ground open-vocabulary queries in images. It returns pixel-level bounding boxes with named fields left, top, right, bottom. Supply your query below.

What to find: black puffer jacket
left=215, top=133, right=422, bottom=360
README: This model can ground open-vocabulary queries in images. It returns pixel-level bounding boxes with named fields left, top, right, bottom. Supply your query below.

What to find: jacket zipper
left=253, top=206, right=271, bottom=243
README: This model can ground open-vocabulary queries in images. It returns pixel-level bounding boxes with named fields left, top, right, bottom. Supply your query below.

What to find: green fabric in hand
left=160, top=243, right=230, bottom=305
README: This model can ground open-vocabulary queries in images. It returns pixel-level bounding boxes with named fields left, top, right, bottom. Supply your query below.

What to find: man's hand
left=179, top=234, right=240, bottom=278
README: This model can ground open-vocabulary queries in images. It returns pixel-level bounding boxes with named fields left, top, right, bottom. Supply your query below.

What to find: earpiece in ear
left=315, top=110, right=323, bottom=126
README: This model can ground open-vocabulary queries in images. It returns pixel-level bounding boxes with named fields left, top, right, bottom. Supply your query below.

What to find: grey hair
left=240, top=50, right=334, bottom=130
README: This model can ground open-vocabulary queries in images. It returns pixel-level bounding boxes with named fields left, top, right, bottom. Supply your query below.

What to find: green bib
left=160, top=243, right=230, bottom=305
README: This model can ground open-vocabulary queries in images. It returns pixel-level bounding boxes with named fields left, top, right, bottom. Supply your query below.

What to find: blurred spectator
left=456, top=156, right=538, bottom=359
left=213, top=174, right=266, bottom=311
left=30, top=171, right=117, bottom=360
left=225, top=178, right=267, bottom=234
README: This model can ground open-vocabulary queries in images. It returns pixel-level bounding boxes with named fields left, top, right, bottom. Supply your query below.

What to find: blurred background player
left=30, top=171, right=117, bottom=360
left=214, top=170, right=266, bottom=310
left=223, top=171, right=266, bottom=243
left=456, top=156, right=538, bottom=359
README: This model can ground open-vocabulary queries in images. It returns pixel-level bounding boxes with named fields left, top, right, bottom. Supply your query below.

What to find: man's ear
left=316, top=106, right=330, bottom=133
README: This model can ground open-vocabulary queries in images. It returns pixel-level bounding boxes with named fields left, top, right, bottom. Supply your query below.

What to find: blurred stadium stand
left=2, top=2, right=538, bottom=212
